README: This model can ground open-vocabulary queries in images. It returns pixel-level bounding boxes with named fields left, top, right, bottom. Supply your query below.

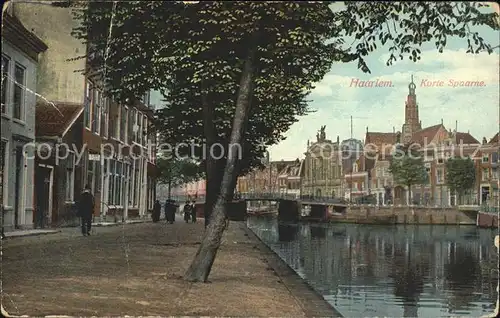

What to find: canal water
left=247, top=217, right=498, bottom=318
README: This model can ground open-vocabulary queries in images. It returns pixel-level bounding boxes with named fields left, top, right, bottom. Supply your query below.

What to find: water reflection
left=278, top=223, right=298, bottom=242
left=248, top=217, right=498, bottom=318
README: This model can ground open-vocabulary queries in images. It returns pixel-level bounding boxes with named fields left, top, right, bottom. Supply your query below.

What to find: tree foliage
left=389, top=146, right=428, bottom=202
left=156, top=156, right=203, bottom=188
left=445, top=157, right=475, bottom=201
left=67, top=0, right=499, bottom=281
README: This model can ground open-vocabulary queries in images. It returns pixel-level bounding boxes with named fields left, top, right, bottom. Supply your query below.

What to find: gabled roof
left=365, top=132, right=397, bottom=153
left=36, top=101, right=84, bottom=137
left=488, top=132, right=499, bottom=145
left=455, top=132, right=480, bottom=145
left=410, top=124, right=444, bottom=145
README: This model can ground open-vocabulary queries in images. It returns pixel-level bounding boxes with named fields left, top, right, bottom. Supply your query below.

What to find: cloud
left=269, top=49, right=499, bottom=161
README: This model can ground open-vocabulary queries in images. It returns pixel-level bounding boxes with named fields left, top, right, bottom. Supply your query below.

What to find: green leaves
left=389, top=147, right=428, bottom=188
left=334, top=2, right=499, bottom=73
left=445, top=157, right=475, bottom=195
left=156, top=156, right=203, bottom=187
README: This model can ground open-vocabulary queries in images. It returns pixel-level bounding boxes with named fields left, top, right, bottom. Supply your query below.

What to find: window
left=87, top=156, right=95, bottom=192
left=482, top=155, right=489, bottom=163
left=109, top=160, right=115, bottom=204
left=134, top=111, right=140, bottom=143
left=121, top=106, right=128, bottom=142
left=437, top=158, right=444, bottom=164
left=13, top=64, right=25, bottom=120
left=128, top=108, right=135, bottom=144
left=65, top=152, right=75, bottom=202
left=133, top=159, right=140, bottom=206
left=437, top=168, right=444, bottom=184
left=142, top=115, right=147, bottom=145
left=102, top=97, right=109, bottom=138
left=482, top=168, right=489, bottom=181
left=115, top=161, right=122, bottom=206
left=492, top=168, right=497, bottom=180
left=1, top=55, right=9, bottom=114
left=84, top=81, right=92, bottom=129
left=137, top=112, right=143, bottom=144
left=92, top=90, right=102, bottom=134
left=492, top=152, right=498, bottom=163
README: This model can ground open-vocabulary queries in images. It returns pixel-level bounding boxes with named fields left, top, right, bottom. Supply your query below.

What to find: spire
left=408, top=74, right=416, bottom=94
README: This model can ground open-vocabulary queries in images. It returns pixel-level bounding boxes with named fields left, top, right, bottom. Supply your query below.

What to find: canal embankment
left=327, top=205, right=478, bottom=225
left=2, top=220, right=336, bottom=316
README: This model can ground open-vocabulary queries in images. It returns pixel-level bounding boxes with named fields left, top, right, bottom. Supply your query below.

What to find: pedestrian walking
left=77, top=185, right=94, bottom=236
left=183, top=201, right=191, bottom=223
left=152, top=200, right=161, bottom=222
left=190, top=200, right=197, bottom=223
left=164, top=199, right=170, bottom=221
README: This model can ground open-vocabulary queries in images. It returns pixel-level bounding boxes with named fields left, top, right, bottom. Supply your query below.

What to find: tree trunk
left=201, top=79, right=221, bottom=228
left=184, top=32, right=258, bottom=282
left=407, top=184, right=412, bottom=205
left=204, top=159, right=225, bottom=227
left=168, top=178, right=172, bottom=200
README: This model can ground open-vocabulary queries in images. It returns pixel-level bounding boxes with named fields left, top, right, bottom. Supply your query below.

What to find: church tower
left=402, top=75, right=422, bottom=143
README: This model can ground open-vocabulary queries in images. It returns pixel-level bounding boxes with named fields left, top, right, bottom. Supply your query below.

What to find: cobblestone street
left=2, top=220, right=308, bottom=317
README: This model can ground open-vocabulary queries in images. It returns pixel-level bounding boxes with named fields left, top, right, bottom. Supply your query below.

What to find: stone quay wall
left=329, top=205, right=477, bottom=225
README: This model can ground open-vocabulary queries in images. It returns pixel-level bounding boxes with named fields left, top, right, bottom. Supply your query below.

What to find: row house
left=10, top=3, right=157, bottom=226
left=301, top=127, right=343, bottom=198
left=410, top=123, right=482, bottom=206
left=343, top=154, right=375, bottom=202
left=276, top=159, right=302, bottom=198
left=236, top=160, right=283, bottom=194
left=476, top=135, right=498, bottom=206
left=82, top=81, right=157, bottom=221
left=169, top=179, right=207, bottom=199
left=12, top=2, right=86, bottom=228
left=1, top=11, right=47, bottom=230
left=364, top=130, right=399, bottom=204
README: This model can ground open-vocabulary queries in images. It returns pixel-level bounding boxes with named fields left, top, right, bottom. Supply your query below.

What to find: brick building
left=237, top=160, right=289, bottom=195
left=11, top=3, right=157, bottom=224
left=277, top=159, right=302, bottom=198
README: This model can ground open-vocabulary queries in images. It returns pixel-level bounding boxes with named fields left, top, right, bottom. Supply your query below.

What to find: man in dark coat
left=190, top=200, right=197, bottom=223
left=183, top=201, right=191, bottom=223
left=152, top=200, right=161, bottom=222
left=164, top=199, right=170, bottom=221
left=78, top=185, right=94, bottom=236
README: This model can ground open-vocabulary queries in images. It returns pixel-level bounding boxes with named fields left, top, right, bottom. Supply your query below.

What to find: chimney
left=337, top=135, right=339, bottom=144
left=441, top=118, right=443, bottom=125
left=482, top=137, right=487, bottom=145
left=455, top=120, right=458, bottom=132
left=366, top=126, right=368, bottom=133
left=468, top=130, right=470, bottom=134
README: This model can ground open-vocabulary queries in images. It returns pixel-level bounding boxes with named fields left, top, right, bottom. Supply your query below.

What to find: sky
left=151, top=4, right=500, bottom=162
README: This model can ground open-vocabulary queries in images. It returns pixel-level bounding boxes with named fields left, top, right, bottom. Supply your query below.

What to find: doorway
left=35, top=165, right=53, bottom=228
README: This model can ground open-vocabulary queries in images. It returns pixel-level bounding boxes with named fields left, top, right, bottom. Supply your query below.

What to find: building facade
left=276, top=159, right=302, bottom=198
left=1, top=12, right=47, bottom=230
left=12, top=3, right=157, bottom=224
left=301, top=127, right=343, bottom=198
